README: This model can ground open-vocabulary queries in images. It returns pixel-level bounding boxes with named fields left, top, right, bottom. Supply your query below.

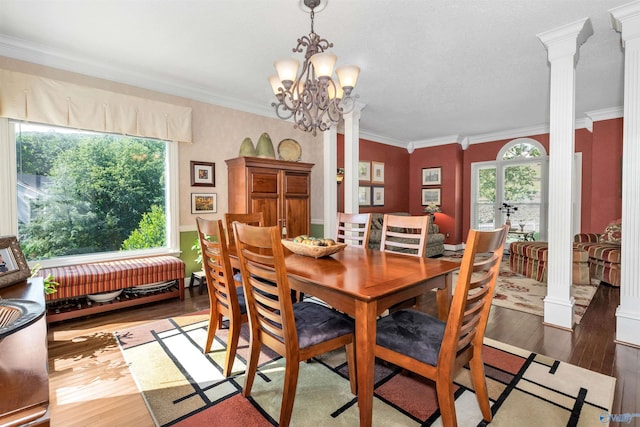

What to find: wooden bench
left=39, top=255, right=185, bottom=323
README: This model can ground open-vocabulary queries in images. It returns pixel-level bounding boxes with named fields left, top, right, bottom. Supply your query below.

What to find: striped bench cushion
left=41, top=256, right=185, bottom=300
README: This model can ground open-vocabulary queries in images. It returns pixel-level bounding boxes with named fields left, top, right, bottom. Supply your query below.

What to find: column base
left=616, top=305, right=640, bottom=347
left=543, top=295, right=575, bottom=330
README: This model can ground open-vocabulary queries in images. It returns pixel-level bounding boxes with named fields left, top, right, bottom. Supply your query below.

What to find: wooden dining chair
left=336, top=212, right=372, bottom=248
left=375, top=224, right=509, bottom=427
left=379, top=213, right=430, bottom=257
left=196, top=217, right=248, bottom=377
left=233, top=222, right=356, bottom=427
left=224, top=212, right=264, bottom=247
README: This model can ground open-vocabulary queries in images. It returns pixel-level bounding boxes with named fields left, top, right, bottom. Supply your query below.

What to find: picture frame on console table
left=0, top=235, right=30, bottom=289
left=421, top=188, right=441, bottom=206
left=191, top=193, right=217, bottom=214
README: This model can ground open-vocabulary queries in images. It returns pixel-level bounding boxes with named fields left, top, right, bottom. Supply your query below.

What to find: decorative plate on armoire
left=277, top=139, right=302, bottom=161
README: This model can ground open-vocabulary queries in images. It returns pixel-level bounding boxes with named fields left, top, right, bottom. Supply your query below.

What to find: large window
left=1, top=119, right=179, bottom=267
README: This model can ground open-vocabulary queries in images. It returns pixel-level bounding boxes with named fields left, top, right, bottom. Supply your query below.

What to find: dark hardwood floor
left=46, top=281, right=638, bottom=426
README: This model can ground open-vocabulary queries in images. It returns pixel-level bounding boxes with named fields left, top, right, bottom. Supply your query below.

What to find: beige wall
left=0, top=56, right=325, bottom=231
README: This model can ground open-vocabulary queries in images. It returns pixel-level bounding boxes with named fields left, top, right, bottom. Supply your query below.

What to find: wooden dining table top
left=280, top=245, right=460, bottom=299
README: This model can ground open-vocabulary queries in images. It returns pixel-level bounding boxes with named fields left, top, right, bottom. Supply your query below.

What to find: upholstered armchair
left=368, top=212, right=445, bottom=258
left=574, top=220, right=621, bottom=287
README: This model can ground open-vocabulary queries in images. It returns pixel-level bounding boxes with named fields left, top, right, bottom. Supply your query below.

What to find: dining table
left=231, top=244, right=460, bottom=427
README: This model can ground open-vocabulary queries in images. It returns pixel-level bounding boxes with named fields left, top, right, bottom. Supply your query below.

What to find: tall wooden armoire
left=226, top=157, right=314, bottom=238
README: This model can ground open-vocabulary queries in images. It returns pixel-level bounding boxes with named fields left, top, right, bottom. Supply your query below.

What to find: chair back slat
left=233, top=222, right=297, bottom=349
left=196, top=218, right=239, bottom=317
left=225, top=212, right=264, bottom=247
left=336, top=213, right=372, bottom=248
left=440, top=225, right=509, bottom=366
left=379, top=214, right=430, bottom=257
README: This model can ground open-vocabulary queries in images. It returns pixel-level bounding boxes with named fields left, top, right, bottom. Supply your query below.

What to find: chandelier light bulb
left=309, top=52, right=337, bottom=79
left=336, top=65, right=360, bottom=94
left=274, top=58, right=300, bottom=87
left=327, top=82, right=343, bottom=100
left=268, top=74, right=284, bottom=95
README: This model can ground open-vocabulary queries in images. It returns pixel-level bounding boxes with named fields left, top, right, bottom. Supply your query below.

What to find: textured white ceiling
left=0, top=0, right=628, bottom=146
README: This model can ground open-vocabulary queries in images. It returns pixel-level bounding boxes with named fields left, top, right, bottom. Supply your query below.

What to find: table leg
left=355, top=299, right=376, bottom=427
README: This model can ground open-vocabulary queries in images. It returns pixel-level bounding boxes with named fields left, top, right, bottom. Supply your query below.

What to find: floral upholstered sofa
left=574, top=220, right=621, bottom=287
left=368, top=212, right=445, bottom=258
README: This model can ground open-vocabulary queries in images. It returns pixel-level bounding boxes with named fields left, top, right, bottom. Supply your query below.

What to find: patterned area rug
left=441, top=254, right=599, bottom=324
left=115, top=313, right=615, bottom=427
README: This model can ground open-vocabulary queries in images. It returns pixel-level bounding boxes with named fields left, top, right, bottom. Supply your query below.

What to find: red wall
left=337, top=134, right=410, bottom=214
left=338, top=118, right=623, bottom=245
left=410, top=142, right=464, bottom=244
left=588, top=119, right=623, bottom=231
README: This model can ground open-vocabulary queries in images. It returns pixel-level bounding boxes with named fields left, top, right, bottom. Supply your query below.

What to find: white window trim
left=0, top=118, right=180, bottom=268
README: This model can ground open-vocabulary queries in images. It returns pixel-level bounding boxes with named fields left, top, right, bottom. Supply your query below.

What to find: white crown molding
left=467, top=125, right=550, bottom=145
left=357, top=129, right=408, bottom=149
left=0, top=34, right=275, bottom=120
left=585, top=106, right=624, bottom=122
left=411, top=135, right=461, bottom=149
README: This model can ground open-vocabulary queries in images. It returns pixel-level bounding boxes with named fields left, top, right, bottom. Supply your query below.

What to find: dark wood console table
left=0, top=278, right=50, bottom=426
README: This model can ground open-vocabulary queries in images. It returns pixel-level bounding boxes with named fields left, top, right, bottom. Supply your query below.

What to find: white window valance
left=0, top=69, right=192, bottom=143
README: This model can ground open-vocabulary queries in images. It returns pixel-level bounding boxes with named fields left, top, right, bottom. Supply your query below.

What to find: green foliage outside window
left=17, top=127, right=167, bottom=261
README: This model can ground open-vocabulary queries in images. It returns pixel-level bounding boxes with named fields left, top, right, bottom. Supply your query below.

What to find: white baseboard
left=444, top=243, right=465, bottom=251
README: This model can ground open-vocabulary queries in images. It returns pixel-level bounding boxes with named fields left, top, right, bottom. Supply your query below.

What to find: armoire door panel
left=284, top=198, right=310, bottom=238
left=251, top=198, right=278, bottom=227
left=284, top=173, right=309, bottom=195
left=250, top=169, right=278, bottom=194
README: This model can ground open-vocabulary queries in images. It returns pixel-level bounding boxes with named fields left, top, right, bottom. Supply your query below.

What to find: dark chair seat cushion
left=376, top=309, right=445, bottom=366
left=293, top=302, right=354, bottom=349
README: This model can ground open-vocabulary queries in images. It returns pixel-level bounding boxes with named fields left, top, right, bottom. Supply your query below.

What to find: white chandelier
left=269, top=0, right=360, bottom=135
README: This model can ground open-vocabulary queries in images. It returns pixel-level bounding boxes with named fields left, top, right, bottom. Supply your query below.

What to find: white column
left=323, top=126, right=338, bottom=239
left=343, top=103, right=365, bottom=214
left=537, top=19, right=593, bottom=329
left=611, top=1, right=640, bottom=347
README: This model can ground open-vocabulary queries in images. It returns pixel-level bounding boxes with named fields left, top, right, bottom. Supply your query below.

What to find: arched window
left=471, top=138, right=549, bottom=241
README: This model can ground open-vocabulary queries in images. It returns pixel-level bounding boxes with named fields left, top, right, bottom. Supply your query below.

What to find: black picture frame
left=190, top=161, right=215, bottom=187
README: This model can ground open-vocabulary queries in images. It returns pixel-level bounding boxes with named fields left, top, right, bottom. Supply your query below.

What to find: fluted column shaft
left=611, top=1, right=640, bottom=347
left=538, top=18, right=593, bottom=329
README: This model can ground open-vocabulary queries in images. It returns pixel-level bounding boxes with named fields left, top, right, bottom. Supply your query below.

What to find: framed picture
left=372, top=161, right=385, bottom=184
left=372, top=186, right=385, bottom=206
left=358, top=186, right=371, bottom=206
left=0, top=235, right=30, bottom=289
left=358, top=161, right=371, bottom=182
left=190, top=161, right=215, bottom=187
left=422, top=167, right=442, bottom=186
left=421, top=188, right=441, bottom=206
left=191, top=193, right=217, bottom=214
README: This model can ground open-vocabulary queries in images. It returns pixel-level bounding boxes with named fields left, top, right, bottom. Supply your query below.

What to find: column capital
left=610, top=1, right=640, bottom=45
left=537, top=18, right=593, bottom=63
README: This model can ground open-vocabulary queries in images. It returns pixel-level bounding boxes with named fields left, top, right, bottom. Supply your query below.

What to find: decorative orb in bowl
left=281, top=239, right=347, bottom=258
